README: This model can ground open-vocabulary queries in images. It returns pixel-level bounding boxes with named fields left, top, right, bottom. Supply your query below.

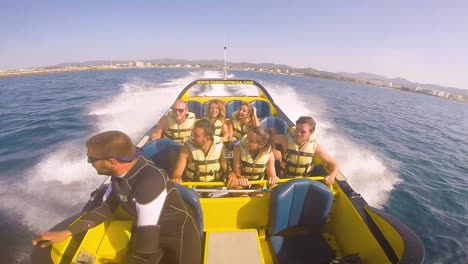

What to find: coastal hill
left=52, top=59, right=468, bottom=97
left=3, top=58, right=468, bottom=98
left=338, top=72, right=468, bottom=97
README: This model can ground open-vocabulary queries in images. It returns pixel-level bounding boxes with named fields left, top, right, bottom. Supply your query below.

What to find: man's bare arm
left=315, top=144, right=339, bottom=185
left=266, top=154, right=279, bottom=185
left=226, top=120, right=234, bottom=141
left=220, top=147, right=227, bottom=173
left=221, top=123, right=229, bottom=140
left=32, top=230, right=72, bottom=248
left=171, top=144, right=190, bottom=184
left=227, top=145, right=248, bottom=187
left=151, top=116, right=168, bottom=140
left=272, top=134, right=287, bottom=160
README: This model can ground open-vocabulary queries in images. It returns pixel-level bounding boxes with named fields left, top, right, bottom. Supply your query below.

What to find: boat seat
left=226, top=100, right=243, bottom=118
left=140, top=139, right=181, bottom=175
left=250, top=100, right=271, bottom=118
left=174, top=184, right=204, bottom=239
left=187, top=100, right=203, bottom=118
left=227, top=138, right=241, bottom=150
left=261, top=116, right=287, bottom=135
left=268, top=179, right=335, bottom=264
left=224, top=139, right=241, bottom=168
left=202, top=101, right=210, bottom=117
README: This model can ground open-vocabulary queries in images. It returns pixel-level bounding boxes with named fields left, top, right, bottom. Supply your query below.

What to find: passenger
left=204, top=100, right=229, bottom=140
left=273, top=116, right=338, bottom=185
left=151, top=99, right=195, bottom=144
left=227, top=101, right=261, bottom=141
left=172, top=119, right=226, bottom=183
left=32, top=131, right=201, bottom=264
left=227, top=126, right=279, bottom=196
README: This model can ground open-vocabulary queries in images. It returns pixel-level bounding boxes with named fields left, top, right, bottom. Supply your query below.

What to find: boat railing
left=181, top=176, right=335, bottom=194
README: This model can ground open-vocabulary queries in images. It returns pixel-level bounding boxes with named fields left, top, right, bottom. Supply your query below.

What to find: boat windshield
left=188, top=80, right=259, bottom=97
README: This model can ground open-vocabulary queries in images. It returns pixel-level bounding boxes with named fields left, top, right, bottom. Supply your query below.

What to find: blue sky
left=1, top=0, right=467, bottom=89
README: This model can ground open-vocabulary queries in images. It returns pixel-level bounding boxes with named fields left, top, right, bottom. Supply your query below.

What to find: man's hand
left=172, top=177, right=183, bottom=184
left=324, top=175, right=335, bottom=185
left=227, top=173, right=249, bottom=188
left=237, top=176, right=249, bottom=186
left=268, top=176, right=279, bottom=186
left=227, top=172, right=238, bottom=188
left=32, top=230, right=72, bottom=248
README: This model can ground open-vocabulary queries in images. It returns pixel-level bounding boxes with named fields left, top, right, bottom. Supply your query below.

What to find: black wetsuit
left=68, top=156, right=201, bottom=264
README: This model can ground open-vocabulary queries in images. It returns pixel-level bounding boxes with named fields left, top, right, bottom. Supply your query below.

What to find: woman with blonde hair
left=204, top=100, right=229, bottom=140
left=227, top=101, right=261, bottom=141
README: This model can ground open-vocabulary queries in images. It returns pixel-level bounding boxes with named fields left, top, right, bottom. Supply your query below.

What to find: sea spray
left=262, top=80, right=400, bottom=207
left=9, top=71, right=217, bottom=233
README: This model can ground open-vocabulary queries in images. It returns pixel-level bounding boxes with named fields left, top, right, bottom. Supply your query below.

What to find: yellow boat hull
left=37, top=79, right=424, bottom=264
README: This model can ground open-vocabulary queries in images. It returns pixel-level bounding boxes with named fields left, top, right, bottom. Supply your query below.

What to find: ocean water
left=0, top=69, right=466, bottom=263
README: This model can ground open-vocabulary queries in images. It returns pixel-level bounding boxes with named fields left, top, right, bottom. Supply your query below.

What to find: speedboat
left=33, top=79, right=424, bottom=264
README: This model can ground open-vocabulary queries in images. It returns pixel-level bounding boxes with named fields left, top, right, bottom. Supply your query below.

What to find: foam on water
left=2, top=69, right=467, bottom=263
left=187, top=71, right=237, bottom=96
left=6, top=70, right=399, bottom=239
left=2, top=71, right=221, bottom=236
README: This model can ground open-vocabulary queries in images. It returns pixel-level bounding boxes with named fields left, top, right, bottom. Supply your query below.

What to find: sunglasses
left=172, top=108, right=187, bottom=113
left=87, top=155, right=136, bottom=163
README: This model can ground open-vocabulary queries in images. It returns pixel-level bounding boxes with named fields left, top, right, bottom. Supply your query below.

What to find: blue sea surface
left=0, top=68, right=466, bottom=263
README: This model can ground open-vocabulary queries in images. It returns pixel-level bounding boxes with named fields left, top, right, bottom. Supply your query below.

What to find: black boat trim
left=337, top=179, right=399, bottom=263
left=59, top=232, right=87, bottom=264
left=365, top=206, right=425, bottom=264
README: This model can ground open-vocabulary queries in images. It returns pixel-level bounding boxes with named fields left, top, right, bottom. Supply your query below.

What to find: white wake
left=261, top=80, right=400, bottom=207
left=8, top=70, right=398, bottom=238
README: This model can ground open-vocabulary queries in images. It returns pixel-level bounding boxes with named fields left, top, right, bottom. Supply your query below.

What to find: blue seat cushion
left=141, top=139, right=181, bottom=175
left=250, top=100, right=271, bottom=118
left=269, top=233, right=335, bottom=264
left=269, top=179, right=333, bottom=236
left=261, top=116, right=287, bottom=135
left=174, top=184, right=204, bottom=239
left=226, top=100, right=243, bottom=118
left=227, top=138, right=241, bottom=150
left=202, top=101, right=210, bottom=116
left=187, top=101, right=203, bottom=118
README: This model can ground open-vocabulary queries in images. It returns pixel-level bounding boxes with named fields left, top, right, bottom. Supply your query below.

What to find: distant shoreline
left=1, top=65, right=467, bottom=104
left=0, top=66, right=128, bottom=77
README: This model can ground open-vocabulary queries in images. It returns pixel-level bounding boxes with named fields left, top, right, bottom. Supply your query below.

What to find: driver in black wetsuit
left=32, top=130, right=201, bottom=264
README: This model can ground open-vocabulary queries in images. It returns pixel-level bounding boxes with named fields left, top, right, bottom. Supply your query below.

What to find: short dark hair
left=296, top=116, right=316, bottom=132
left=194, top=119, right=215, bottom=139
left=86, top=131, right=135, bottom=158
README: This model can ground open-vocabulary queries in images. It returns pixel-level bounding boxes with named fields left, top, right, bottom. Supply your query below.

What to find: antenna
left=223, top=36, right=227, bottom=80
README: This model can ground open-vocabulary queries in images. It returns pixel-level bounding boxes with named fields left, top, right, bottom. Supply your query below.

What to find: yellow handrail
left=180, top=176, right=334, bottom=193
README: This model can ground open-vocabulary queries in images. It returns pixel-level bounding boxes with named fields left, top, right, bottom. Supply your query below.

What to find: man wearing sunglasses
left=32, top=131, right=201, bottom=264
left=151, top=99, right=195, bottom=144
